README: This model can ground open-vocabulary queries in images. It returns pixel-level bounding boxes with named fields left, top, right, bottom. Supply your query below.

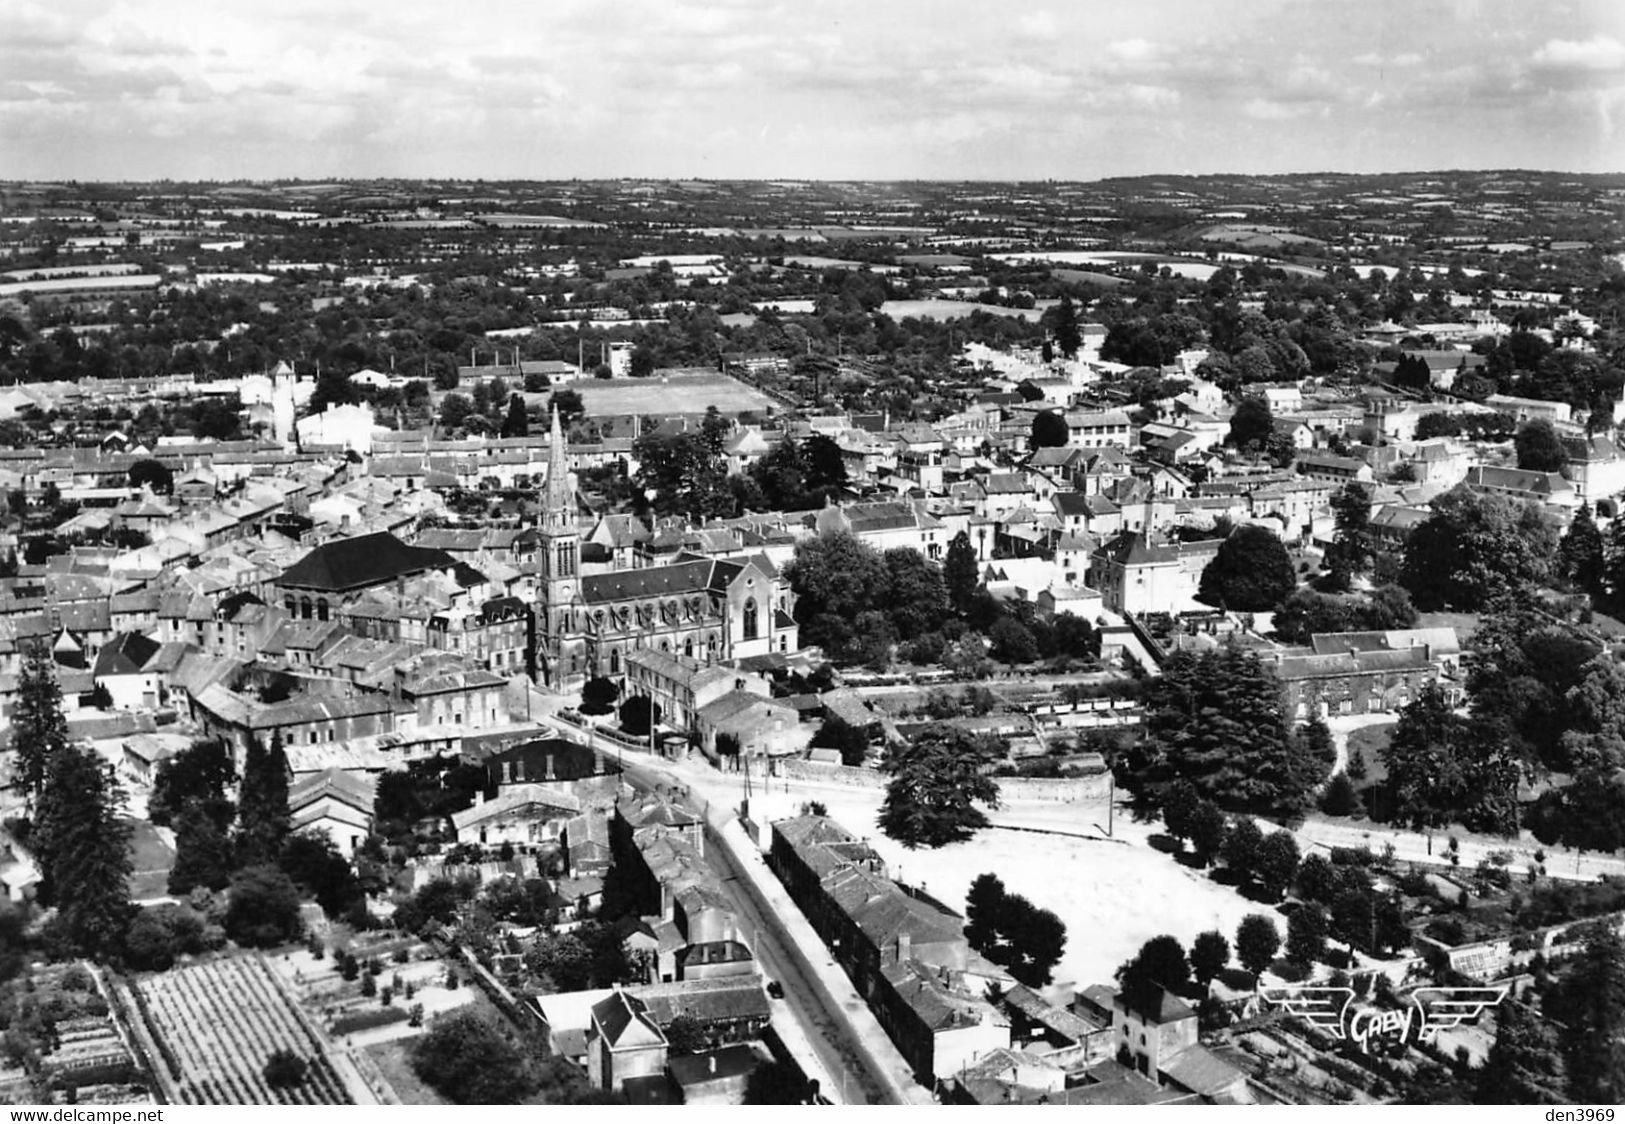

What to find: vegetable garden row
left=132, top=959, right=352, bottom=1105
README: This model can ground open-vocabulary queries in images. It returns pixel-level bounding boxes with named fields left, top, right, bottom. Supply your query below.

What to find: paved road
left=698, top=806, right=894, bottom=1105
left=577, top=729, right=896, bottom=1104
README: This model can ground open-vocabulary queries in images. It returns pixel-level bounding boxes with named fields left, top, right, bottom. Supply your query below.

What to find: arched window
left=299, top=596, right=313, bottom=620
left=283, top=597, right=295, bottom=616
left=660, top=639, right=670, bottom=652
left=609, top=648, right=620, bottom=674
left=316, top=598, right=330, bottom=622
left=743, top=598, right=759, bottom=640
left=684, top=637, right=694, bottom=659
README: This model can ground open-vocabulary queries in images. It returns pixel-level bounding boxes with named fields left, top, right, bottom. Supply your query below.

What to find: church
left=534, top=409, right=799, bottom=693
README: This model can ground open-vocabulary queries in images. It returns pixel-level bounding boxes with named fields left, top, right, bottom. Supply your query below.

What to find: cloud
left=1532, top=35, right=1625, bottom=73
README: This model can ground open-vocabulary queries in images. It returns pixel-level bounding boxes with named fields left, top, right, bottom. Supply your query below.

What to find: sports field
left=569, top=372, right=780, bottom=417
left=687, top=764, right=1278, bottom=993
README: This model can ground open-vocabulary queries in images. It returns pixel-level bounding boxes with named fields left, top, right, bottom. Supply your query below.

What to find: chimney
left=546, top=754, right=556, bottom=780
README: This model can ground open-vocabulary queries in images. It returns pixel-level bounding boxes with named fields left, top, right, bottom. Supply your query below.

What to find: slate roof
left=591, top=991, right=665, bottom=1047
left=93, top=631, right=160, bottom=677
left=634, top=975, right=771, bottom=1027
left=580, top=558, right=743, bottom=604
left=1096, top=531, right=1179, bottom=566
left=278, top=531, right=454, bottom=593
left=288, top=767, right=377, bottom=814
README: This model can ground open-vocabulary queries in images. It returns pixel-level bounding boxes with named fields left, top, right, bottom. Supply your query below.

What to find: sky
left=3, top=0, right=1624, bottom=182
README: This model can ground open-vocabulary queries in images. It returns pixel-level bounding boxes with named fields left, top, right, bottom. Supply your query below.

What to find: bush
left=331, top=1007, right=410, bottom=1036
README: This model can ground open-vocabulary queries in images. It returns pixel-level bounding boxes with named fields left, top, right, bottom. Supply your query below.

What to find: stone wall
left=769, top=758, right=1112, bottom=802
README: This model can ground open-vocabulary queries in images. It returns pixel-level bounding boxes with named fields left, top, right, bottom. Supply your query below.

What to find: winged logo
left=1407, top=987, right=1508, bottom=1043
left=1257, top=985, right=1355, bottom=1038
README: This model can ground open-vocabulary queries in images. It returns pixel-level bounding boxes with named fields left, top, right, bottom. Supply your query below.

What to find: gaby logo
left=1258, top=985, right=1508, bottom=1050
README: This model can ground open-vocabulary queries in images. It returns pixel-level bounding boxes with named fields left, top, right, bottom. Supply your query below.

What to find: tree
left=1236, top=914, right=1281, bottom=979
left=264, top=1049, right=308, bottom=1089
left=438, top=392, right=474, bottom=431
left=31, top=743, right=132, bottom=958
left=580, top=676, right=620, bottom=716
left=943, top=531, right=980, bottom=616
left=964, top=873, right=1006, bottom=955
left=280, top=831, right=363, bottom=918
left=1393, top=353, right=1431, bottom=390
left=547, top=388, right=585, bottom=426
left=1295, top=853, right=1339, bottom=906
left=1052, top=294, right=1082, bottom=359
left=1228, top=396, right=1274, bottom=451
left=1561, top=503, right=1606, bottom=597
left=1116, top=935, right=1189, bottom=1011
left=810, top=713, right=871, bottom=767
left=236, top=732, right=290, bottom=867
left=224, top=866, right=303, bottom=948
left=1161, top=779, right=1201, bottom=848
left=1253, top=831, right=1301, bottom=901
left=877, top=724, right=1000, bottom=848
left=633, top=417, right=731, bottom=521
left=10, top=644, right=70, bottom=812
left=1030, top=410, right=1069, bottom=449
left=988, top=616, right=1038, bottom=664
left=1197, top=525, right=1296, bottom=611
left=1190, top=930, right=1231, bottom=989
left=786, top=532, right=891, bottom=662
left=411, top=1012, right=536, bottom=1104
left=1476, top=999, right=1568, bottom=1104
left=883, top=547, right=950, bottom=641
left=1222, top=817, right=1264, bottom=883
left=1544, top=922, right=1625, bottom=1104
left=1286, top=905, right=1328, bottom=967
left=745, top=1059, right=813, bottom=1104
left=663, top=1015, right=708, bottom=1055
left=1001, top=895, right=1068, bottom=987
left=1320, top=773, right=1359, bottom=816
left=147, top=738, right=235, bottom=829
left=1188, top=801, right=1229, bottom=867
left=127, top=458, right=174, bottom=495
left=1400, top=484, right=1557, bottom=610
left=1323, top=482, right=1373, bottom=590
left=500, top=394, right=529, bottom=438
left=1128, top=648, right=1316, bottom=817
left=1515, top=419, right=1567, bottom=473
left=1383, top=684, right=1520, bottom=835
left=124, top=902, right=208, bottom=971
left=618, top=695, right=661, bottom=738
left=168, top=805, right=234, bottom=896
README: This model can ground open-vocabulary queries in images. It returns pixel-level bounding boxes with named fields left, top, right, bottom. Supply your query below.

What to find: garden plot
left=131, top=957, right=351, bottom=1104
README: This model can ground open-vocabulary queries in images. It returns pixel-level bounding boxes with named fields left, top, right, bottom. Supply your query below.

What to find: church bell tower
left=537, top=406, right=581, bottom=687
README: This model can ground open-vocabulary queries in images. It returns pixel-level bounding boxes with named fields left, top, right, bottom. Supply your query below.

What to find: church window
left=610, top=648, right=620, bottom=674
left=684, top=637, right=694, bottom=658
left=743, top=598, right=759, bottom=640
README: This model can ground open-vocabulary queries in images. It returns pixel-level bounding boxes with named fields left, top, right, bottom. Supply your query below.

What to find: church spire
left=544, top=405, right=572, bottom=531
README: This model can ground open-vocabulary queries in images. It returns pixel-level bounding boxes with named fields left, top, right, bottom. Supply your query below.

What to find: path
left=1323, top=713, right=1396, bottom=784
left=1287, top=814, right=1625, bottom=883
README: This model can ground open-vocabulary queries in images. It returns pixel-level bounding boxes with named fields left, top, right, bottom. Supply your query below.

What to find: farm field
left=566, top=372, right=779, bottom=417
left=879, top=299, right=1046, bottom=322
left=130, top=958, right=352, bottom=1104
